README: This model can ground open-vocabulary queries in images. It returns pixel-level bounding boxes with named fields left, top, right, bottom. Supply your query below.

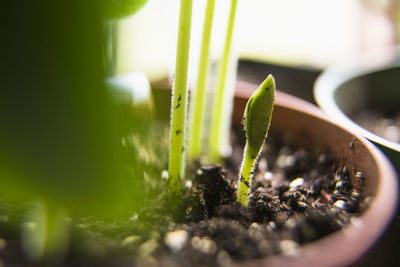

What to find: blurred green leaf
left=98, top=0, right=148, bottom=19
left=0, top=0, right=127, bottom=216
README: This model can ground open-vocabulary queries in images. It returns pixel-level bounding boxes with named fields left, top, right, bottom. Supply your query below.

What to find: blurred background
left=115, top=0, right=399, bottom=92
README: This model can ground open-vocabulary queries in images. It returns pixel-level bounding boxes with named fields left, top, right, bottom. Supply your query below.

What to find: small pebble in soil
left=279, top=240, right=300, bottom=256
left=356, top=171, right=365, bottom=185
left=333, top=200, right=346, bottom=209
left=121, top=235, right=141, bottom=247
left=264, top=171, right=273, bottom=181
left=190, top=236, right=217, bottom=254
left=165, top=230, right=188, bottom=253
left=185, top=180, right=193, bottom=188
left=289, top=177, right=304, bottom=189
left=196, top=169, right=204, bottom=176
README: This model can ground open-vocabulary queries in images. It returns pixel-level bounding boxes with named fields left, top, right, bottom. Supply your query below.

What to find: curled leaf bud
left=237, top=75, right=275, bottom=206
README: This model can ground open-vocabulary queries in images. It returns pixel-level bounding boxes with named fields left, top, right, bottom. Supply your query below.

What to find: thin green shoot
left=188, top=0, right=216, bottom=158
left=208, top=0, right=239, bottom=162
left=168, top=0, right=194, bottom=195
left=237, top=75, right=275, bottom=206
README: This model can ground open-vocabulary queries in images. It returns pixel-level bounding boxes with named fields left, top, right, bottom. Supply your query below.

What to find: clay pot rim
left=234, top=80, right=398, bottom=267
left=313, top=45, right=400, bottom=152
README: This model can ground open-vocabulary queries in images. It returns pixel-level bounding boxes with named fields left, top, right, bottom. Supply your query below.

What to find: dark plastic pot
left=314, top=47, right=400, bottom=174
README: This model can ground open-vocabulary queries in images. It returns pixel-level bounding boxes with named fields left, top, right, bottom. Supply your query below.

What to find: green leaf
left=237, top=75, right=275, bottom=205
left=244, top=75, right=275, bottom=159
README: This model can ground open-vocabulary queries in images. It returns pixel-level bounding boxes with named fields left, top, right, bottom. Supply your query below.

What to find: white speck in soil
left=191, top=236, right=217, bottom=255
left=335, top=180, right=343, bottom=189
left=264, top=171, right=273, bottom=181
left=165, top=230, right=188, bottom=253
left=279, top=240, right=300, bottom=256
left=351, top=191, right=361, bottom=200
left=185, top=180, right=193, bottom=188
left=333, top=200, right=346, bottom=209
left=289, top=177, right=304, bottom=189
left=269, top=221, right=276, bottom=230
left=196, top=169, right=204, bottom=176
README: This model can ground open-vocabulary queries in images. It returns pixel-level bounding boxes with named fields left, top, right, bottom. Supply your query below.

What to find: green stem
left=208, top=0, right=238, bottom=162
left=237, top=145, right=257, bottom=205
left=188, top=0, right=216, bottom=158
left=168, top=0, right=194, bottom=194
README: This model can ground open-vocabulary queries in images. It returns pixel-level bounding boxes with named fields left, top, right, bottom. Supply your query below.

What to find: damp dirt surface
left=158, top=133, right=369, bottom=267
left=0, top=133, right=370, bottom=267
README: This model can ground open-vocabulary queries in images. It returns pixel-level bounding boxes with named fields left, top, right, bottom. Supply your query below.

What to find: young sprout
left=237, top=75, right=275, bottom=206
left=168, top=0, right=194, bottom=195
left=188, top=0, right=216, bottom=158
left=208, top=0, right=239, bottom=163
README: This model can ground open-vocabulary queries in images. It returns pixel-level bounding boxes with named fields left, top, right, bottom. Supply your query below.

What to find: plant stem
left=188, top=0, right=216, bottom=158
left=168, top=0, right=194, bottom=194
left=208, top=0, right=238, bottom=162
left=237, top=144, right=258, bottom=206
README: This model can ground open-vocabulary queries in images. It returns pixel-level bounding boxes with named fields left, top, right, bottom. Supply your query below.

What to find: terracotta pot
left=151, top=80, right=398, bottom=267
left=314, top=46, right=400, bottom=175
left=233, top=81, right=397, bottom=267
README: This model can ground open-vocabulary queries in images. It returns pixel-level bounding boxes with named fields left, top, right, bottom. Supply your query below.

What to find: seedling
left=168, top=0, right=194, bottom=195
left=208, top=0, right=239, bottom=162
left=188, top=0, right=216, bottom=158
left=237, top=75, right=275, bottom=206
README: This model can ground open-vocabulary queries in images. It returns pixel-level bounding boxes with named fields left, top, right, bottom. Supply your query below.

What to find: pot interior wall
left=334, top=66, right=400, bottom=117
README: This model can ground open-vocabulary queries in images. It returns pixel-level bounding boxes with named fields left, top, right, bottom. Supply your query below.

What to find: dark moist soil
left=156, top=132, right=369, bottom=267
left=0, top=132, right=370, bottom=267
